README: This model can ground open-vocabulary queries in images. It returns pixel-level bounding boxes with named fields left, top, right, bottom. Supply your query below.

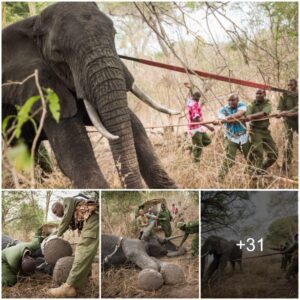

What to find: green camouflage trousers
left=161, top=222, right=172, bottom=238
left=282, top=123, right=298, bottom=168
left=67, top=212, right=99, bottom=288
left=249, top=128, right=278, bottom=171
left=286, top=256, right=298, bottom=280
left=191, top=132, right=211, bottom=162
left=191, top=234, right=199, bottom=256
left=2, top=260, right=17, bottom=287
left=218, top=138, right=250, bottom=180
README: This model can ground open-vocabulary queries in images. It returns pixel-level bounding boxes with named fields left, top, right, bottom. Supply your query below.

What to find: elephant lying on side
left=101, top=230, right=186, bottom=291
left=201, top=235, right=242, bottom=284
left=3, top=2, right=178, bottom=189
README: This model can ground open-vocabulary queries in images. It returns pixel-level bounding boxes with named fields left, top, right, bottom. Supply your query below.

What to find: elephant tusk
left=131, top=83, right=180, bottom=115
left=83, top=100, right=119, bottom=140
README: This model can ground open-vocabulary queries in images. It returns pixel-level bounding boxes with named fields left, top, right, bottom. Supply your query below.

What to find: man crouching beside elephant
left=2, top=227, right=45, bottom=287
left=46, top=195, right=99, bottom=297
left=201, top=236, right=242, bottom=285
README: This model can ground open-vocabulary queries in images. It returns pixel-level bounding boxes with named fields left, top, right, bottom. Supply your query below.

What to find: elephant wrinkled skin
left=2, top=2, right=177, bottom=189
left=101, top=233, right=186, bottom=290
left=201, top=235, right=242, bottom=284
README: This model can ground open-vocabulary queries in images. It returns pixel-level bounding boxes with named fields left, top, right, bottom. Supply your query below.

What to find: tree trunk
left=28, top=2, right=36, bottom=16
left=2, top=2, right=6, bottom=28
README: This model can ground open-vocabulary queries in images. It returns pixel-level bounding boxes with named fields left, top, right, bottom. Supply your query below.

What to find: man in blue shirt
left=214, top=94, right=250, bottom=181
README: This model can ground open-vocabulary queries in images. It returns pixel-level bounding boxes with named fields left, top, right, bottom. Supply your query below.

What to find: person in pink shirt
left=185, top=83, right=213, bottom=162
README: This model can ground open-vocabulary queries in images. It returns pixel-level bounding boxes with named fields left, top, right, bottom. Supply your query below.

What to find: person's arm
left=25, top=228, right=44, bottom=252
left=184, top=82, right=194, bottom=97
left=178, top=232, right=189, bottom=248
left=56, top=199, right=74, bottom=237
left=223, top=109, right=245, bottom=122
left=282, top=243, right=297, bottom=254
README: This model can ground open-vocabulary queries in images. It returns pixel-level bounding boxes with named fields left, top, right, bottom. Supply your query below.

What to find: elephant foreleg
left=218, top=255, right=229, bottom=281
left=129, top=111, right=177, bottom=188
left=43, top=115, right=109, bottom=188
left=230, top=260, right=235, bottom=272
left=205, top=258, right=219, bottom=283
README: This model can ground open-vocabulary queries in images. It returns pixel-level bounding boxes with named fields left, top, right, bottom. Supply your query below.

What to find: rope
left=144, top=113, right=280, bottom=129
left=119, top=55, right=288, bottom=93
left=242, top=252, right=282, bottom=260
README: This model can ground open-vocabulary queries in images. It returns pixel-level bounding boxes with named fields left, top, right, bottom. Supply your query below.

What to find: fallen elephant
left=101, top=232, right=187, bottom=291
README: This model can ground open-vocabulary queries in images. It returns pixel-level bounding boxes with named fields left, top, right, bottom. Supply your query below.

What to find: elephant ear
left=2, top=16, right=77, bottom=120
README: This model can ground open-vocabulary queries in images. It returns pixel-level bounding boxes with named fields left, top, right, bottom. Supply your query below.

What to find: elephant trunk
left=78, top=45, right=144, bottom=188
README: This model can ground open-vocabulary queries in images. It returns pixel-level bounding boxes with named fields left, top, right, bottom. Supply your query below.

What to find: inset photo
left=201, top=191, right=298, bottom=298
left=101, top=191, right=199, bottom=298
left=2, top=191, right=99, bottom=298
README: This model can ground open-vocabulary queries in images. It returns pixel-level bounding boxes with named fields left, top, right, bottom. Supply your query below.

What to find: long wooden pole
left=119, top=55, right=288, bottom=93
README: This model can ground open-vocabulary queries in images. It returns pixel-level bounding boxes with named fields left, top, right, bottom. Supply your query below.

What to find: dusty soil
left=101, top=234, right=199, bottom=298
left=202, top=257, right=298, bottom=298
left=2, top=269, right=99, bottom=298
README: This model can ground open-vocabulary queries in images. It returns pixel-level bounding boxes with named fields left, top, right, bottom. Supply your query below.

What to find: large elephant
left=201, top=235, right=242, bottom=283
left=2, top=2, right=178, bottom=189
left=101, top=226, right=186, bottom=290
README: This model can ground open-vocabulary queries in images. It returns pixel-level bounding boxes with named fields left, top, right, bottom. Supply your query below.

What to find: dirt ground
left=101, top=234, right=199, bottom=298
left=2, top=262, right=99, bottom=298
left=202, top=257, right=298, bottom=298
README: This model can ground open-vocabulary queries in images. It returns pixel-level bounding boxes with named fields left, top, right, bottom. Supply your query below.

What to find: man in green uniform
left=177, top=220, right=199, bottom=256
left=2, top=228, right=44, bottom=286
left=47, top=195, right=99, bottom=297
left=158, top=203, right=172, bottom=238
left=283, top=234, right=298, bottom=280
left=246, top=89, right=278, bottom=174
left=277, top=79, right=298, bottom=174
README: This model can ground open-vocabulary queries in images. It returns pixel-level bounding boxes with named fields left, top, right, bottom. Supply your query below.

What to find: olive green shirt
left=278, top=91, right=298, bottom=128
left=56, top=197, right=82, bottom=237
left=246, top=99, right=272, bottom=130
left=179, top=220, right=199, bottom=247
left=2, top=230, right=43, bottom=274
left=182, top=220, right=199, bottom=234
left=158, top=209, right=172, bottom=225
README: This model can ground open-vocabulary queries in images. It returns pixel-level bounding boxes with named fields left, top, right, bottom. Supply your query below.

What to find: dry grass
left=202, top=257, right=298, bottom=298
left=101, top=194, right=199, bottom=298
left=102, top=256, right=199, bottom=298
left=2, top=272, right=99, bottom=298
left=2, top=56, right=298, bottom=189
left=2, top=119, right=297, bottom=189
